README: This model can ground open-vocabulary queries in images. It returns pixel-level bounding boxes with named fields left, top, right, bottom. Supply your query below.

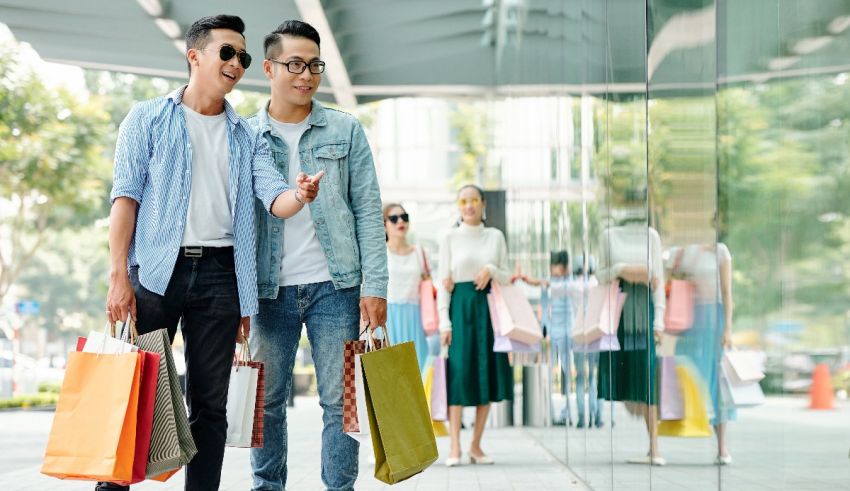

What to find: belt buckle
left=184, top=246, right=203, bottom=258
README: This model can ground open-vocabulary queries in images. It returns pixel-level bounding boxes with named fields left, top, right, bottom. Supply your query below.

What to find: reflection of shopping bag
left=664, top=279, right=695, bottom=334
left=720, top=363, right=765, bottom=408
left=418, top=248, right=439, bottom=336
left=573, top=334, right=620, bottom=353
left=722, top=350, right=764, bottom=384
left=42, top=351, right=142, bottom=483
left=659, top=357, right=684, bottom=421
left=658, top=362, right=711, bottom=437
left=572, top=281, right=626, bottom=344
left=489, top=282, right=543, bottom=344
left=361, top=330, right=438, bottom=484
left=134, top=329, right=197, bottom=479
left=488, top=293, right=541, bottom=353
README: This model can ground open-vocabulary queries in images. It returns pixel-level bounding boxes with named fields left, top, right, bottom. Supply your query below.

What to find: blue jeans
left=250, top=281, right=361, bottom=491
left=551, top=336, right=572, bottom=422
left=574, top=351, right=603, bottom=424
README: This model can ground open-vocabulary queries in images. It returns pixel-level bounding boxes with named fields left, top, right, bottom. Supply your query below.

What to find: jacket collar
left=255, top=99, right=328, bottom=136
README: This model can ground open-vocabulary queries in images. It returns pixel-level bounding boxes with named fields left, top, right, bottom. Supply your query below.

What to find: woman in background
left=384, top=203, right=430, bottom=371
left=438, top=185, right=513, bottom=467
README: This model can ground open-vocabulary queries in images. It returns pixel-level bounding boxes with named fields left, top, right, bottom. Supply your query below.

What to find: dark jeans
left=97, top=249, right=241, bottom=491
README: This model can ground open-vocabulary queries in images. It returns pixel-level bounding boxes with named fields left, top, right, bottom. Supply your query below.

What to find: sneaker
left=576, top=417, right=585, bottom=429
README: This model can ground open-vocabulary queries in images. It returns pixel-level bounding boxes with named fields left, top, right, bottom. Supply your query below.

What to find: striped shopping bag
left=134, top=329, right=197, bottom=480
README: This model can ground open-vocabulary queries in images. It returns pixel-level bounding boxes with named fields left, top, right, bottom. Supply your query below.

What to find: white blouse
left=597, top=223, right=666, bottom=332
left=666, top=243, right=731, bottom=303
left=387, top=246, right=429, bottom=304
left=437, top=223, right=511, bottom=332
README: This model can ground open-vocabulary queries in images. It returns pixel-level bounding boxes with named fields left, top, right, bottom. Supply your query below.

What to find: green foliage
left=0, top=44, right=112, bottom=304
left=0, top=392, right=59, bottom=409
left=450, top=103, right=491, bottom=189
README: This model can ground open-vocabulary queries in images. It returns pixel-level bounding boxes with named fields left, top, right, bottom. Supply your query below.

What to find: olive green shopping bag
left=361, top=330, right=438, bottom=484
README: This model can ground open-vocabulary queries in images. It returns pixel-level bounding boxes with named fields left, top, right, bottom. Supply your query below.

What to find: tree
left=0, top=44, right=111, bottom=307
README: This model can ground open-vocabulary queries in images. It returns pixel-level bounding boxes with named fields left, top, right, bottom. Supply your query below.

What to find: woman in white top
left=384, top=203, right=430, bottom=372
left=668, top=242, right=735, bottom=464
left=597, top=216, right=667, bottom=466
left=438, top=185, right=513, bottom=467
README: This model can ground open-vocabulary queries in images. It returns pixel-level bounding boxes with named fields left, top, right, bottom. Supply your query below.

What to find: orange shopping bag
left=41, top=351, right=142, bottom=483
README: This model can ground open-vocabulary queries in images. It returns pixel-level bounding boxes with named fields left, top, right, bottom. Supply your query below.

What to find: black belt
left=180, top=246, right=233, bottom=258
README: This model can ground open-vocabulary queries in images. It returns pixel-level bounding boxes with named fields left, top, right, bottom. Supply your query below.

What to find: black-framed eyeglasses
left=269, top=58, right=326, bottom=74
left=387, top=213, right=409, bottom=224
left=198, top=44, right=252, bottom=69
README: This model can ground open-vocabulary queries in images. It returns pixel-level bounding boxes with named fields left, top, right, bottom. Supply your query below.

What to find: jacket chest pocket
left=313, top=142, right=350, bottom=194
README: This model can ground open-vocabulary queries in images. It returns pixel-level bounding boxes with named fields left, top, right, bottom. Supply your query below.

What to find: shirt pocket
left=313, top=141, right=351, bottom=194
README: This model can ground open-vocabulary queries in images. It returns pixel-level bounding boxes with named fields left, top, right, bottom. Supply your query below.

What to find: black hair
left=457, top=184, right=485, bottom=200
left=264, top=20, right=321, bottom=60
left=382, top=202, right=407, bottom=242
left=184, top=15, right=246, bottom=75
left=550, top=251, right=569, bottom=267
left=454, top=184, right=486, bottom=227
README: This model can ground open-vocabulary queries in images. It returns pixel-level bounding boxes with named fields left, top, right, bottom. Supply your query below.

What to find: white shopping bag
left=719, top=363, right=765, bottom=408
left=225, top=364, right=259, bottom=447
left=722, top=350, right=765, bottom=384
left=344, top=353, right=372, bottom=443
left=82, top=319, right=138, bottom=354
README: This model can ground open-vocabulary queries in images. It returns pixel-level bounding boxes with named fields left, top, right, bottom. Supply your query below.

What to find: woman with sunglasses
left=437, top=185, right=513, bottom=467
left=384, top=203, right=431, bottom=371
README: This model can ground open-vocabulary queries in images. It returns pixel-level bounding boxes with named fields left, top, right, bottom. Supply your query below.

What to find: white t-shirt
left=180, top=106, right=233, bottom=247
left=269, top=114, right=332, bottom=286
left=387, top=246, right=427, bottom=304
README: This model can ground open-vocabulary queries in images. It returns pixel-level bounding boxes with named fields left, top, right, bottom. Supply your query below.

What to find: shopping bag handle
left=233, top=338, right=252, bottom=370
left=361, top=324, right=391, bottom=352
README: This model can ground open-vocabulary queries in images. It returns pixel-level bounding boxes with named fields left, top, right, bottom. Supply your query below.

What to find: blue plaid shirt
left=110, top=86, right=288, bottom=317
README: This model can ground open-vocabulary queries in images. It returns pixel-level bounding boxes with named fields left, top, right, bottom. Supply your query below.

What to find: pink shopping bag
left=488, top=282, right=542, bottom=345
left=664, top=279, right=695, bottom=334
left=418, top=248, right=439, bottom=336
left=430, top=357, right=448, bottom=421
left=572, top=281, right=626, bottom=344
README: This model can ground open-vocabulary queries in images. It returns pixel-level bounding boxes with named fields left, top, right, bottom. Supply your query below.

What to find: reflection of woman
left=438, top=185, right=513, bottom=467
left=570, top=257, right=604, bottom=429
left=384, top=203, right=430, bottom=372
left=670, top=243, right=735, bottom=465
left=525, top=251, right=575, bottom=426
left=597, top=218, right=666, bottom=465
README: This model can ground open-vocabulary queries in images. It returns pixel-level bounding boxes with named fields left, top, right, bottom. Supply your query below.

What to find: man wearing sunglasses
left=102, top=15, right=324, bottom=491
left=247, top=20, right=387, bottom=491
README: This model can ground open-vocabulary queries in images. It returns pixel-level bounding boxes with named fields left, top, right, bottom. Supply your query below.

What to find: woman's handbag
left=418, top=247, right=439, bottom=336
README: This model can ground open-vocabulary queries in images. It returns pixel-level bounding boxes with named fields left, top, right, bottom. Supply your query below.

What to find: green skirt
left=447, top=282, right=514, bottom=406
left=598, top=281, right=658, bottom=405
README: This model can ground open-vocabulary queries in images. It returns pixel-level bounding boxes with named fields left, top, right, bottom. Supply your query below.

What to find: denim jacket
left=249, top=100, right=388, bottom=300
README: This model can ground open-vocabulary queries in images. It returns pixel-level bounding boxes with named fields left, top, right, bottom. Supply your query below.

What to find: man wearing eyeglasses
left=102, top=15, right=324, bottom=491
left=247, top=20, right=387, bottom=491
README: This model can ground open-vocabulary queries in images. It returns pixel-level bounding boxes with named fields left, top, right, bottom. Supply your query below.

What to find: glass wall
left=472, top=0, right=850, bottom=489
left=368, top=1, right=850, bottom=488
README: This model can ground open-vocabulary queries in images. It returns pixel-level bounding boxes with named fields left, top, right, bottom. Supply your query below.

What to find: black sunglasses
left=387, top=213, right=409, bottom=224
left=199, top=44, right=252, bottom=69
